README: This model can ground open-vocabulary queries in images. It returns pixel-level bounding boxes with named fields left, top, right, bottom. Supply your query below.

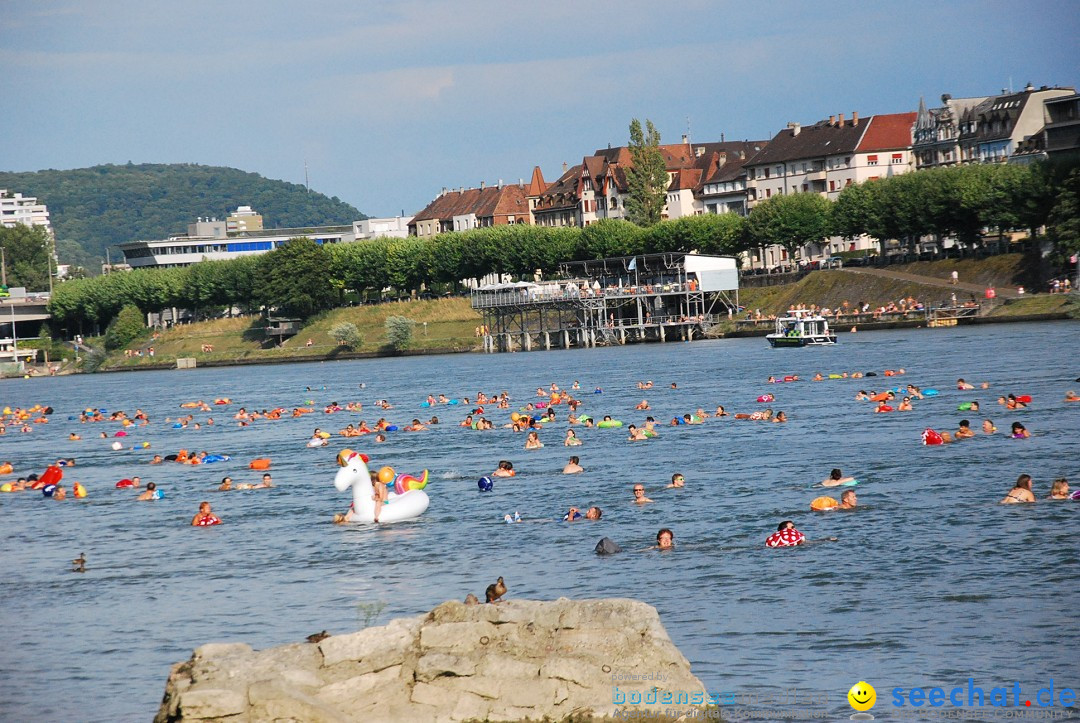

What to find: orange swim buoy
left=870, top=392, right=890, bottom=402
left=0, top=463, right=13, bottom=475
left=249, top=458, right=272, bottom=470
left=810, top=496, right=839, bottom=511
left=884, top=370, right=896, bottom=377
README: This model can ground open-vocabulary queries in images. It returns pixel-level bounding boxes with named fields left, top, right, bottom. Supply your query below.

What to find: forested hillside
left=0, top=164, right=365, bottom=269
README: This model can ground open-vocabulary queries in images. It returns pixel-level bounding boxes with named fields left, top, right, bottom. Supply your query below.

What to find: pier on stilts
left=470, top=253, right=740, bottom=353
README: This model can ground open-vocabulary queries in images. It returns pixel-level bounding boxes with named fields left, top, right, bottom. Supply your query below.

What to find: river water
left=1, top=321, right=1078, bottom=721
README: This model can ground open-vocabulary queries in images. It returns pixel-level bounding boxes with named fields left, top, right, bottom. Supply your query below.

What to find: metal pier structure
left=470, top=253, right=739, bottom=353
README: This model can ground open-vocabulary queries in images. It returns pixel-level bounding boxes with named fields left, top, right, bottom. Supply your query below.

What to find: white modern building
left=353, top=215, right=412, bottom=240
left=119, top=218, right=357, bottom=269
left=0, top=190, right=52, bottom=233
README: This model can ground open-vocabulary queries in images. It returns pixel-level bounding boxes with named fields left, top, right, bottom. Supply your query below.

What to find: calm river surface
left=2, top=321, right=1078, bottom=721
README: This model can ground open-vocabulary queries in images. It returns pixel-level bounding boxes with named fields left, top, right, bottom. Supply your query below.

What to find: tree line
left=44, top=160, right=1079, bottom=334
left=46, top=215, right=746, bottom=332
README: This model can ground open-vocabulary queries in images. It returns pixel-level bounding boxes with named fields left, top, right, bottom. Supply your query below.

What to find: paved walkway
left=838, top=266, right=1021, bottom=299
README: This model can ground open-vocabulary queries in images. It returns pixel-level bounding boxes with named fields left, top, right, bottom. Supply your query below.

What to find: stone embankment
left=155, top=598, right=707, bottom=722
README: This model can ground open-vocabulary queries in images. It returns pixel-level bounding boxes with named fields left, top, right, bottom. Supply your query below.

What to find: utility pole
left=305, top=160, right=310, bottom=192
left=1, top=245, right=6, bottom=286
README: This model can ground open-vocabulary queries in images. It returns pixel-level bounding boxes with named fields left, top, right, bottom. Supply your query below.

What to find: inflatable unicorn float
left=334, top=449, right=430, bottom=523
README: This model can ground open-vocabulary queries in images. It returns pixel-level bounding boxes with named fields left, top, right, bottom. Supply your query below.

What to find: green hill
left=0, top=163, right=366, bottom=269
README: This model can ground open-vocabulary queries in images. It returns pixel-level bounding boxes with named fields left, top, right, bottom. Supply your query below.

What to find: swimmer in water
left=1049, top=478, right=1070, bottom=500
left=838, top=489, right=857, bottom=509
left=822, top=468, right=856, bottom=487
left=585, top=506, right=602, bottom=520
left=191, top=501, right=221, bottom=526
left=955, top=420, right=975, bottom=439
left=633, top=485, right=653, bottom=504
left=218, top=476, right=233, bottom=491
left=635, top=400, right=650, bottom=410
left=137, top=482, right=160, bottom=501
left=493, top=460, right=515, bottom=477
left=897, top=397, right=913, bottom=411
left=524, top=431, right=543, bottom=450
left=1065, top=391, right=1080, bottom=402
left=562, top=456, right=583, bottom=474
left=715, top=405, right=729, bottom=417
left=1000, top=474, right=1035, bottom=504
left=982, top=419, right=997, bottom=434
left=666, top=473, right=685, bottom=489
left=957, top=378, right=975, bottom=390
left=773, top=411, right=787, bottom=423
left=1010, top=422, right=1030, bottom=438
left=655, top=528, right=674, bottom=550
left=627, top=425, right=647, bottom=441
left=564, top=429, right=582, bottom=446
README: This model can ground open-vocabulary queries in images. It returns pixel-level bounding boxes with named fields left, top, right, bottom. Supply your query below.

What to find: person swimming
left=1048, top=478, right=1070, bottom=500
left=655, top=528, right=674, bottom=550
left=1000, top=474, right=1035, bottom=504
left=633, top=485, right=653, bottom=504
left=982, top=419, right=997, bottom=434
left=564, top=429, right=582, bottom=446
left=1010, top=422, right=1030, bottom=438
left=666, top=473, right=685, bottom=489
left=956, top=420, right=975, bottom=439
left=562, top=456, right=583, bottom=474
left=822, top=468, right=855, bottom=487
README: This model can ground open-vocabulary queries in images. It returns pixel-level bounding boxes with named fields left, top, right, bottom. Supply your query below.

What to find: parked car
left=825, top=256, right=844, bottom=268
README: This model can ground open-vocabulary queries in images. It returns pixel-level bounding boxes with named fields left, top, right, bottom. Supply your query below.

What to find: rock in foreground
left=155, top=598, right=707, bottom=722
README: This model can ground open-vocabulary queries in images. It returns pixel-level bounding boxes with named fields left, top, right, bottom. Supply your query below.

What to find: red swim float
left=922, top=428, right=943, bottom=445
left=1017, top=395, right=1032, bottom=404
left=766, top=528, right=805, bottom=547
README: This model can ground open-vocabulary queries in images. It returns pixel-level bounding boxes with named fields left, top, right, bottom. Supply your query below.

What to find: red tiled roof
left=412, top=185, right=528, bottom=223
left=526, top=166, right=547, bottom=196
left=534, top=165, right=582, bottom=211
left=856, top=112, right=917, bottom=152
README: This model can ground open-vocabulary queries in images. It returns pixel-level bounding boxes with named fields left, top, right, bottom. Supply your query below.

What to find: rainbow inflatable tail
left=393, top=470, right=429, bottom=495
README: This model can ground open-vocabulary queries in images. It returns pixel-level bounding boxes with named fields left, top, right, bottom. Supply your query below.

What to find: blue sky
left=1, top=0, right=1078, bottom=218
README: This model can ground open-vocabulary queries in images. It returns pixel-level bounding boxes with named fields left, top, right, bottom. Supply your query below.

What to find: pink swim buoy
left=757, top=394, right=774, bottom=403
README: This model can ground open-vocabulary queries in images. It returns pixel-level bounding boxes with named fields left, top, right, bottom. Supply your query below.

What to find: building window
left=867, top=155, right=878, bottom=166
left=802, top=184, right=808, bottom=192
left=765, top=188, right=772, bottom=198
left=829, top=180, right=836, bottom=192
left=891, top=153, right=903, bottom=164
left=764, top=168, right=770, bottom=179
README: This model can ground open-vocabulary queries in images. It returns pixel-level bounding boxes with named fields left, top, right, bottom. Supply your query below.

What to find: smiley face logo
left=848, top=681, right=876, bottom=711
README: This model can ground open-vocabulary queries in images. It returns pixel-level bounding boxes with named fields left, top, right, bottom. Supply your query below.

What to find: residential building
left=696, top=142, right=767, bottom=216
left=958, top=84, right=1074, bottom=164
left=530, top=139, right=769, bottom=227
left=913, top=94, right=988, bottom=169
left=118, top=220, right=358, bottom=269
left=1042, top=93, right=1080, bottom=162
left=353, top=216, right=413, bottom=240
left=409, top=183, right=530, bottom=237
left=0, top=190, right=52, bottom=233
left=531, top=164, right=582, bottom=228
left=744, top=110, right=917, bottom=266
left=225, top=205, right=263, bottom=233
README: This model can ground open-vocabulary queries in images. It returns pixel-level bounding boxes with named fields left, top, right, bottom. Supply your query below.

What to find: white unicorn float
left=334, top=449, right=430, bottom=523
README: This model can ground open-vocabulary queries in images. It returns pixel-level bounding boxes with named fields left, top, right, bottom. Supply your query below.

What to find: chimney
left=459, top=187, right=464, bottom=193
left=721, top=132, right=725, bottom=142
left=828, top=115, right=836, bottom=127
left=852, top=111, right=859, bottom=126
left=837, top=113, right=845, bottom=126
left=518, top=178, right=523, bottom=188
left=682, top=134, right=689, bottom=144
left=441, top=187, right=447, bottom=196
left=1024, top=82, right=1034, bottom=92
left=562, top=162, right=568, bottom=173
left=787, top=122, right=801, bottom=136
left=480, top=181, right=485, bottom=190
left=695, top=146, right=705, bottom=157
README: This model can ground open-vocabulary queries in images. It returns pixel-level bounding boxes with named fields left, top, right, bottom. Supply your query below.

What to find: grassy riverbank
left=86, top=256, right=1074, bottom=371
left=97, top=298, right=482, bottom=371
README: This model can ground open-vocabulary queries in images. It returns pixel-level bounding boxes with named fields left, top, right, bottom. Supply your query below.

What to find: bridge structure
left=470, top=253, right=739, bottom=353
